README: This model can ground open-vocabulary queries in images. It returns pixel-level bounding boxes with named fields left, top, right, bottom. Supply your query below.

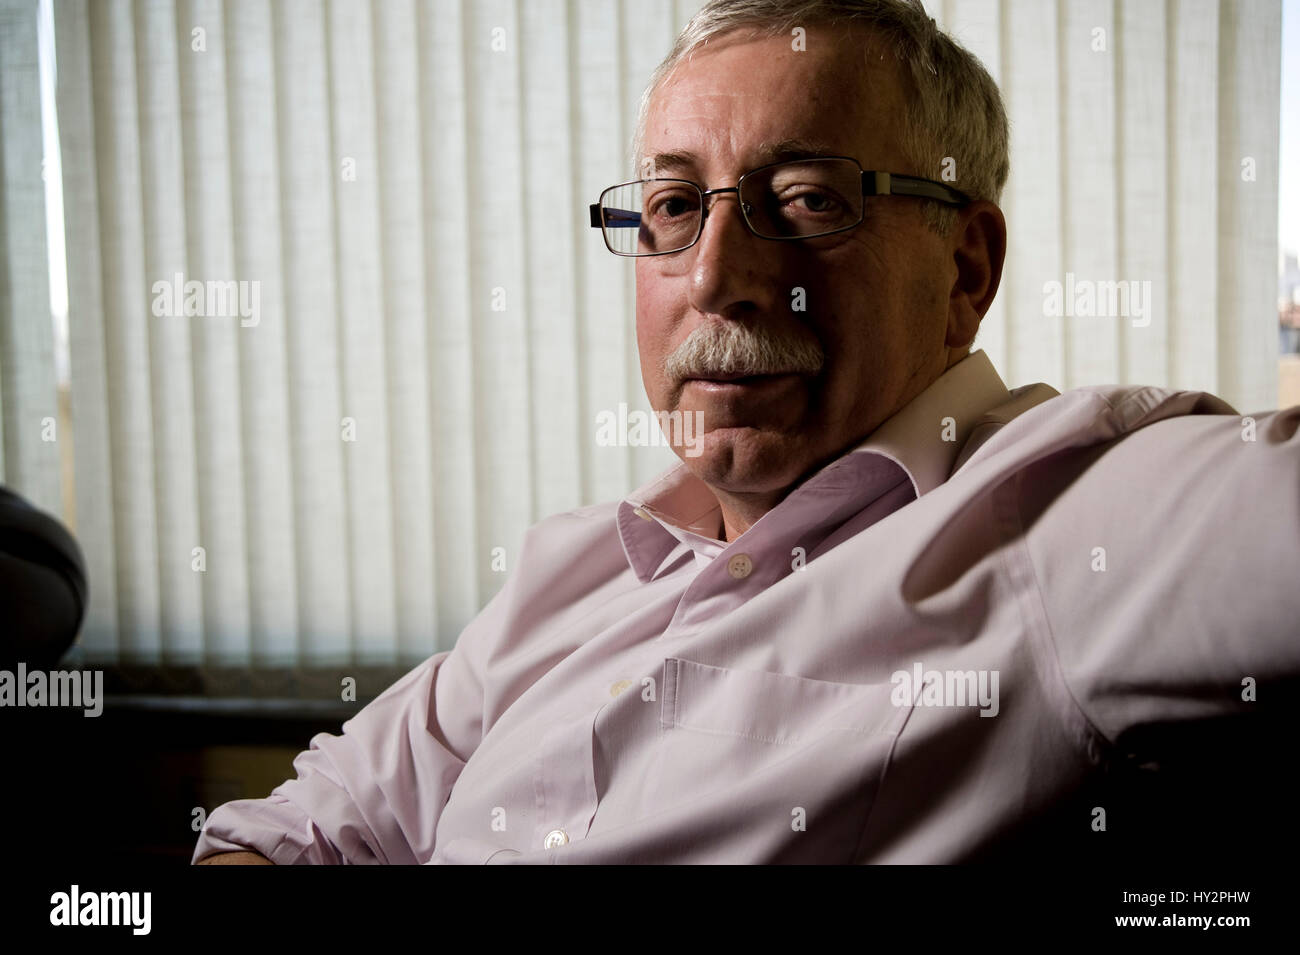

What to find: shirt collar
left=615, top=349, right=1044, bottom=580
left=855, top=347, right=1015, bottom=498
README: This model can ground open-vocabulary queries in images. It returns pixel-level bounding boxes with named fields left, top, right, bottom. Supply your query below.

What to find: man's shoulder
left=957, top=380, right=1250, bottom=477
left=961, top=380, right=1298, bottom=569
left=527, top=499, right=622, bottom=537
left=508, top=499, right=629, bottom=586
left=453, top=499, right=633, bottom=660
left=1062, top=381, right=1239, bottom=426
left=1013, top=380, right=1240, bottom=435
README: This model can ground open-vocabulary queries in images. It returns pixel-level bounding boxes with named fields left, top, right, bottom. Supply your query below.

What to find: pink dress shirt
left=192, top=350, right=1300, bottom=863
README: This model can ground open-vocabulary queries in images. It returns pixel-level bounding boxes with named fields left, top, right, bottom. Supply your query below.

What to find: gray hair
left=632, top=0, right=1009, bottom=235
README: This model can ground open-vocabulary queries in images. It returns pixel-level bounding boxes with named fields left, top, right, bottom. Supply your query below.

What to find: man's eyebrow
left=646, top=139, right=845, bottom=177
left=647, top=150, right=700, bottom=174
left=757, top=138, right=843, bottom=163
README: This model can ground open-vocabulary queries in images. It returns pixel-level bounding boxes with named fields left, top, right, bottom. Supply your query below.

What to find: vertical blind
left=0, top=0, right=1281, bottom=672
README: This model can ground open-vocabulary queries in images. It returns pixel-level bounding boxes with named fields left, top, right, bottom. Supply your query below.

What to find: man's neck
left=716, top=488, right=786, bottom=542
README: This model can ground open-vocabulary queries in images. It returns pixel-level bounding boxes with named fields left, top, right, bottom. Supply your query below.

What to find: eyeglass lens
left=599, top=158, right=863, bottom=255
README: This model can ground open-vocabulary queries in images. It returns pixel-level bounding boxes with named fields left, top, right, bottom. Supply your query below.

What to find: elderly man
left=194, top=0, right=1298, bottom=864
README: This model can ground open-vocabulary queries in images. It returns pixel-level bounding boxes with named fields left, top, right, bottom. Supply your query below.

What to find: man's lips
left=681, top=372, right=805, bottom=398
left=685, top=371, right=798, bottom=383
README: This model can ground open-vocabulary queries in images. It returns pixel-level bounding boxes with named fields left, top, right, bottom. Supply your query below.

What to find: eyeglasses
left=588, top=156, right=971, bottom=257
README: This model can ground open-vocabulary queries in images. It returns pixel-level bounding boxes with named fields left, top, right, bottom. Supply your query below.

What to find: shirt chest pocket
left=650, top=657, right=915, bottom=863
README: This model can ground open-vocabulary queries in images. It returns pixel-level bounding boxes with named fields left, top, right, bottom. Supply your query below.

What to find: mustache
left=662, top=321, right=825, bottom=382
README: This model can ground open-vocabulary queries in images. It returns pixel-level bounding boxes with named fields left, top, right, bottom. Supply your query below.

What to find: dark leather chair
left=0, top=485, right=87, bottom=669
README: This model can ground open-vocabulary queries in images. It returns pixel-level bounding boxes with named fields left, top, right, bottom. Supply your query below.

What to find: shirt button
left=544, top=828, right=569, bottom=849
left=727, top=553, right=754, bottom=579
left=633, top=507, right=654, bottom=521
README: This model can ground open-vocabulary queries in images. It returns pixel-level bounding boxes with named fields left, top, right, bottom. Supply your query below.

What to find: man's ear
left=946, top=199, right=1006, bottom=349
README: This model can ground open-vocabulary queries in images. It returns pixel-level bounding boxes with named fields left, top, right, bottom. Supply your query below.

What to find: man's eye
left=648, top=194, right=698, bottom=219
left=783, top=190, right=840, bottom=214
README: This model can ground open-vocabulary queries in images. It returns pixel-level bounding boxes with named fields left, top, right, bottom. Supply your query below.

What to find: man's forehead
left=641, top=26, right=907, bottom=174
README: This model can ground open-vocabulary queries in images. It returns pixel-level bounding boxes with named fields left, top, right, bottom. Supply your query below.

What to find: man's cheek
left=636, top=339, right=673, bottom=407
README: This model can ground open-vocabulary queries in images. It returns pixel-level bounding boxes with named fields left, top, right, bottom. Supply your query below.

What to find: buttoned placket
left=635, top=453, right=913, bottom=640
left=532, top=709, right=600, bottom=852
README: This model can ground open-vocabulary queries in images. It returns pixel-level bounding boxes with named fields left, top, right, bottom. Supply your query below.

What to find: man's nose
left=687, top=192, right=778, bottom=319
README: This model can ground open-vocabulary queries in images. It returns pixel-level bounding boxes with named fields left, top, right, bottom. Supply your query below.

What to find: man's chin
left=674, top=428, right=810, bottom=495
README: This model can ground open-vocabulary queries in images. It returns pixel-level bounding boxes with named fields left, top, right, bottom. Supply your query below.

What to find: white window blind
left=0, top=0, right=1281, bottom=675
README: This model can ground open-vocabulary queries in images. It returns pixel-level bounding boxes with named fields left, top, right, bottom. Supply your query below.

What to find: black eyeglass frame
left=587, top=155, right=972, bottom=257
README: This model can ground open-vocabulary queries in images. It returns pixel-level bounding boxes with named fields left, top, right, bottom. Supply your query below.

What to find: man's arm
left=188, top=504, right=608, bottom=865
left=1019, top=394, right=1300, bottom=744
left=190, top=591, right=500, bottom=864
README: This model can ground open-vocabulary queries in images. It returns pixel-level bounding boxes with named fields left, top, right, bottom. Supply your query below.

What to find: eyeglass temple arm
left=862, top=171, right=971, bottom=207
left=590, top=204, right=644, bottom=228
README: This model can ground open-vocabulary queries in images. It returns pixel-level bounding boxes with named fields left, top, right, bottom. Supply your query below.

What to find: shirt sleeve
left=191, top=588, right=505, bottom=865
left=1018, top=392, right=1300, bottom=754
